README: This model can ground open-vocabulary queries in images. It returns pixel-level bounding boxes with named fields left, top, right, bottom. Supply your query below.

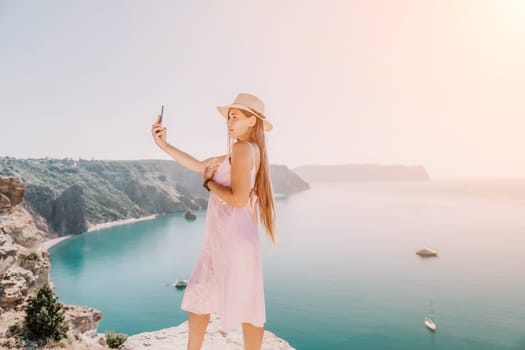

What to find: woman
left=151, top=92, right=276, bottom=350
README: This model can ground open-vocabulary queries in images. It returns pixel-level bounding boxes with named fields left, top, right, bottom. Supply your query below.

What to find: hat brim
left=217, top=104, right=273, bottom=131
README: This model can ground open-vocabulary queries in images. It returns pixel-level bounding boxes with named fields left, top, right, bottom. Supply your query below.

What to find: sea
left=48, top=179, right=525, bottom=350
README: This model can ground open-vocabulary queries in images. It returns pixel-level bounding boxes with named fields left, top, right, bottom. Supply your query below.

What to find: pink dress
left=180, top=142, right=266, bottom=333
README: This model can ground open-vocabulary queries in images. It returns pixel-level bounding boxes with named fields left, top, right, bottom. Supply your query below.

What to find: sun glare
left=495, top=0, right=525, bottom=33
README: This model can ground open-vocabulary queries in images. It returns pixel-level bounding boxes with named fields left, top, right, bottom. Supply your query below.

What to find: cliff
left=0, top=176, right=295, bottom=349
left=0, top=157, right=309, bottom=238
left=268, top=164, right=310, bottom=194
left=293, top=163, right=430, bottom=182
left=0, top=176, right=109, bottom=349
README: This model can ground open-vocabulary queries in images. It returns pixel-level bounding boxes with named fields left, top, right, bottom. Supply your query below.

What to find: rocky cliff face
left=269, top=164, right=310, bottom=194
left=0, top=176, right=25, bottom=215
left=52, top=184, right=87, bottom=235
left=0, top=176, right=296, bottom=349
left=22, top=183, right=89, bottom=236
left=0, top=176, right=109, bottom=349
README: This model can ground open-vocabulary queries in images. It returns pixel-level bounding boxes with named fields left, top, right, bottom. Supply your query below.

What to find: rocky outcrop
left=62, top=304, right=104, bottom=333
left=23, top=183, right=88, bottom=236
left=270, top=164, right=310, bottom=194
left=0, top=258, right=50, bottom=309
left=52, top=184, right=87, bottom=235
left=0, top=176, right=109, bottom=349
left=0, top=305, right=109, bottom=350
left=0, top=200, right=46, bottom=252
left=120, top=313, right=295, bottom=350
left=23, top=184, right=56, bottom=223
left=0, top=176, right=25, bottom=215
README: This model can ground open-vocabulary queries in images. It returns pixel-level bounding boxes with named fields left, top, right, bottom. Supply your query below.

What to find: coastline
left=86, top=214, right=158, bottom=233
left=41, top=214, right=158, bottom=251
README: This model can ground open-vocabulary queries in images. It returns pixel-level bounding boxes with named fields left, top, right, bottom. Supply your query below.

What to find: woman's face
left=227, top=108, right=255, bottom=140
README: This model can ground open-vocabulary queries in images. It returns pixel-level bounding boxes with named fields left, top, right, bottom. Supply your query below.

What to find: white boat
left=424, top=316, right=437, bottom=332
left=173, top=279, right=188, bottom=289
left=424, top=299, right=437, bottom=332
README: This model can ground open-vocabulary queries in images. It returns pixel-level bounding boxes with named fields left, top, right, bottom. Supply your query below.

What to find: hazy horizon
left=1, top=0, right=524, bottom=180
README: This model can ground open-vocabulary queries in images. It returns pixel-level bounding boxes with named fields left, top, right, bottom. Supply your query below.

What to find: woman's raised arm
left=151, top=116, right=226, bottom=173
left=160, top=142, right=205, bottom=173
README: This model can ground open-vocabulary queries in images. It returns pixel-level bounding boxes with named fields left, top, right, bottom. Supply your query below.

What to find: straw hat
left=217, top=93, right=273, bottom=131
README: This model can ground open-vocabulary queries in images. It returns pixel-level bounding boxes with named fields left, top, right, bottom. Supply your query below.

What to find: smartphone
left=159, top=105, right=164, bottom=123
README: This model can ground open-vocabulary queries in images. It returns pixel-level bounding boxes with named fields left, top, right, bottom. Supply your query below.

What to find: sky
left=1, top=0, right=524, bottom=180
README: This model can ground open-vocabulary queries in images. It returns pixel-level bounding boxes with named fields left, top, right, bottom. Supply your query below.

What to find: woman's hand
left=203, top=159, right=220, bottom=183
left=151, top=115, right=167, bottom=149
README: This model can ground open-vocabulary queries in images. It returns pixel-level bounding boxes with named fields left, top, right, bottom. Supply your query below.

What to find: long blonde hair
left=227, top=109, right=277, bottom=248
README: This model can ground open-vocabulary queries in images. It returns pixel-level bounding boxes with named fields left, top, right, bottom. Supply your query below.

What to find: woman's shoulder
left=233, top=141, right=260, bottom=158
left=234, top=140, right=259, bottom=152
left=233, top=141, right=260, bottom=173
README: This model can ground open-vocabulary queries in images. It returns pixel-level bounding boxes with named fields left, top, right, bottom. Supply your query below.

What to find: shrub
left=105, top=331, right=128, bottom=348
left=23, top=283, right=69, bottom=345
left=3, top=322, right=24, bottom=348
left=24, top=252, right=40, bottom=261
left=7, top=322, right=24, bottom=336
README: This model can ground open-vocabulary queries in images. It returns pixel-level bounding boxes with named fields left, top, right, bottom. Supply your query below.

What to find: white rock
left=120, top=313, right=295, bottom=350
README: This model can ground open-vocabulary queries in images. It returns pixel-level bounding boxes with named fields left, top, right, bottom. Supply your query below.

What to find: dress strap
left=247, top=142, right=256, bottom=171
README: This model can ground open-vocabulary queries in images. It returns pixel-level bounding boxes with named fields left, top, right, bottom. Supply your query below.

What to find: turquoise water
left=49, top=181, right=525, bottom=349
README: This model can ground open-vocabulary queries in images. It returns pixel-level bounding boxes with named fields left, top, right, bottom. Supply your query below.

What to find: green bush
left=3, top=323, right=24, bottom=348
left=23, top=252, right=40, bottom=261
left=7, top=322, right=24, bottom=336
left=23, top=283, right=69, bottom=345
left=105, top=331, right=128, bottom=348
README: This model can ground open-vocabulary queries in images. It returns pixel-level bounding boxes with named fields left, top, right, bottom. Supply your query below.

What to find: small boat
left=424, top=299, right=437, bottom=332
left=416, top=248, right=438, bottom=257
left=173, top=279, right=188, bottom=289
left=424, top=316, right=437, bottom=332
left=184, top=209, right=196, bottom=221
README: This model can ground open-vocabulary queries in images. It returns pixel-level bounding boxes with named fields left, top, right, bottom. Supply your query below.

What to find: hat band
left=235, top=104, right=265, bottom=119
